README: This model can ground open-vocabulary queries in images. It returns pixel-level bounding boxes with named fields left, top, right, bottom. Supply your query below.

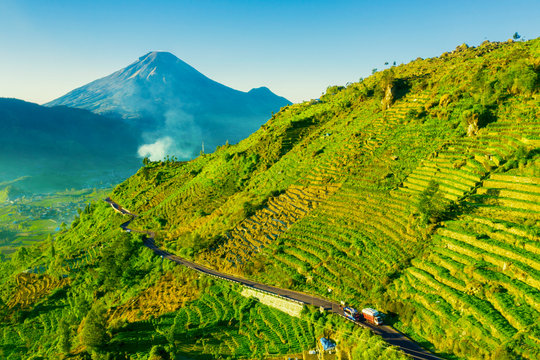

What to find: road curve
left=105, top=198, right=443, bottom=360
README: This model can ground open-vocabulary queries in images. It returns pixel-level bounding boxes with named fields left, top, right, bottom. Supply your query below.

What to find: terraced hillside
left=6, top=273, right=69, bottom=309
left=391, top=168, right=540, bottom=359
left=105, top=279, right=319, bottom=359
left=108, top=38, right=539, bottom=359
left=0, top=38, right=538, bottom=359
left=198, top=183, right=340, bottom=271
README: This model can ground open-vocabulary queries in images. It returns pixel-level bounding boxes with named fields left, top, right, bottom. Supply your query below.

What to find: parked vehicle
left=343, top=306, right=362, bottom=321
left=362, top=308, right=383, bottom=325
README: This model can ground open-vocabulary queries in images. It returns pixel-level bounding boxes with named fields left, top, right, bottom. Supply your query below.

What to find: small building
left=319, top=337, right=336, bottom=351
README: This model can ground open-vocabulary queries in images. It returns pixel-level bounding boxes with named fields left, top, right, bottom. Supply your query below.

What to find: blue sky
left=1, top=0, right=538, bottom=104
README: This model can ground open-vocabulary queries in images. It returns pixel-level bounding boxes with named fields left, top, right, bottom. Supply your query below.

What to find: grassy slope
left=110, top=38, right=540, bottom=359
left=0, top=38, right=538, bottom=360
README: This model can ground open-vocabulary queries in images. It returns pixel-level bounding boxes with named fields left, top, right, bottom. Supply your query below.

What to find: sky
left=0, top=0, right=538, bottom=104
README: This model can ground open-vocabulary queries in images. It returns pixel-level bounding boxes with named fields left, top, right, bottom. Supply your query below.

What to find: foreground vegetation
left=0, top=37, right=538, bottom=359
left=0, top=201, right=407, bottom=359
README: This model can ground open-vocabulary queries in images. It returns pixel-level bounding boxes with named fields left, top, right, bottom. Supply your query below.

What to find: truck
left=362, top=308, right=383, bottom=325
left=343, top=306, right=362, bottom=321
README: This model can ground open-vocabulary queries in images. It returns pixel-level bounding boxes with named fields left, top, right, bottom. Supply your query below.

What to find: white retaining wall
left=241, top=287, right=304, bottom=317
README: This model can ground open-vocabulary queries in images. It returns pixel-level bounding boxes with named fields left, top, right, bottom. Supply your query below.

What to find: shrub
left=405, top=107, right=427, bottom=122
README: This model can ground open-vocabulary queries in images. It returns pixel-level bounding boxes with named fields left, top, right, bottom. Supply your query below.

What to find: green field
left=0, top=188, right=110, bottom=258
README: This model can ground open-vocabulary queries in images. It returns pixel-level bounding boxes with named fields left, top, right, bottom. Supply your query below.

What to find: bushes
left=177, top=232, right=224, bottom=257
left=470, top=61, right=538, bottom=107
left=325, top=85, right=345, bottom=96
left=503, top=145, right=533, bottom=171
left=405, top=107, right=427, bottom=122
left=497, top=61, right=538, bottom=96
left=374, top=69, right=410, bottom=107
left=242, top=189, right=285, bottom=218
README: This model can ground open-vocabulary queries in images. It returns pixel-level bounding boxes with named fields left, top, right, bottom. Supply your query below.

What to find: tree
left=380, top=68, right=397, bottom=109
left=99, top=245, right=122, bottom=289
left=512, top=32, right=521, bottom=40
left=149, top=345, right=171, bottom=360
left=243, top=201, right=257, bottom=217
left=13, top=246, right=29, bottom=265
left=98, top=234, right=134, bottom=289
left=57, top=319, right=71, bottom=355
left=47, top=234, right=55, bottom=259
left=72, top=293, right=91, bottom=320
left=80, top=303, right=108, bottom=351
left=417, top=180, right=446, bottom=224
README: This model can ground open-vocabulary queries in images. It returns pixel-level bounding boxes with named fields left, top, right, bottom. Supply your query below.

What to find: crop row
left=8, top=273, right=67, bottom=308
left=406, top=266, right=517, bottom=340
left=203, top=184, right=339, bottom=268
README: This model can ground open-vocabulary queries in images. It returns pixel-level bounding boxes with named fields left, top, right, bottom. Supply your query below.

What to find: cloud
left=137, top=136, right=174, bottom=161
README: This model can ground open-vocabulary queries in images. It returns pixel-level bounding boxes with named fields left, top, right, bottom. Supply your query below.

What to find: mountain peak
left=139, top=51, right=178, bottom=63
left=128, top=51, right=202, bottom=81
left=249, top=86, right=271, bottom=93
left=44, top=51, right=290, bottom=160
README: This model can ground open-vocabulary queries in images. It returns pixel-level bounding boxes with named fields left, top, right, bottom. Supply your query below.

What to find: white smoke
left=137, top=136, right=174, bottom=161
left=136, top=108, right=203, bottom=161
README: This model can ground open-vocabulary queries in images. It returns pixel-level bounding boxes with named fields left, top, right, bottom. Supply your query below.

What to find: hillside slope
left=0, top=38, right=538, bottom=359
left=46, top=51, right=291, bottom=160
left=110, top=38, right=539, bottom=359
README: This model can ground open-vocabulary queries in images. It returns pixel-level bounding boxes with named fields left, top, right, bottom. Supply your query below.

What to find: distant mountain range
left=46, top=51, right=290, bottom=160
left=0, top=98, right=140, bottom=193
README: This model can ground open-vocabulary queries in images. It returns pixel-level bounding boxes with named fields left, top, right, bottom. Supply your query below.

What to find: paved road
left=105, top=198, right=443, bottom=360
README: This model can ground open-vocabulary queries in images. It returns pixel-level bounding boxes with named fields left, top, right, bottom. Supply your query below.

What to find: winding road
left=105, top=197, right=443, bottom=360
